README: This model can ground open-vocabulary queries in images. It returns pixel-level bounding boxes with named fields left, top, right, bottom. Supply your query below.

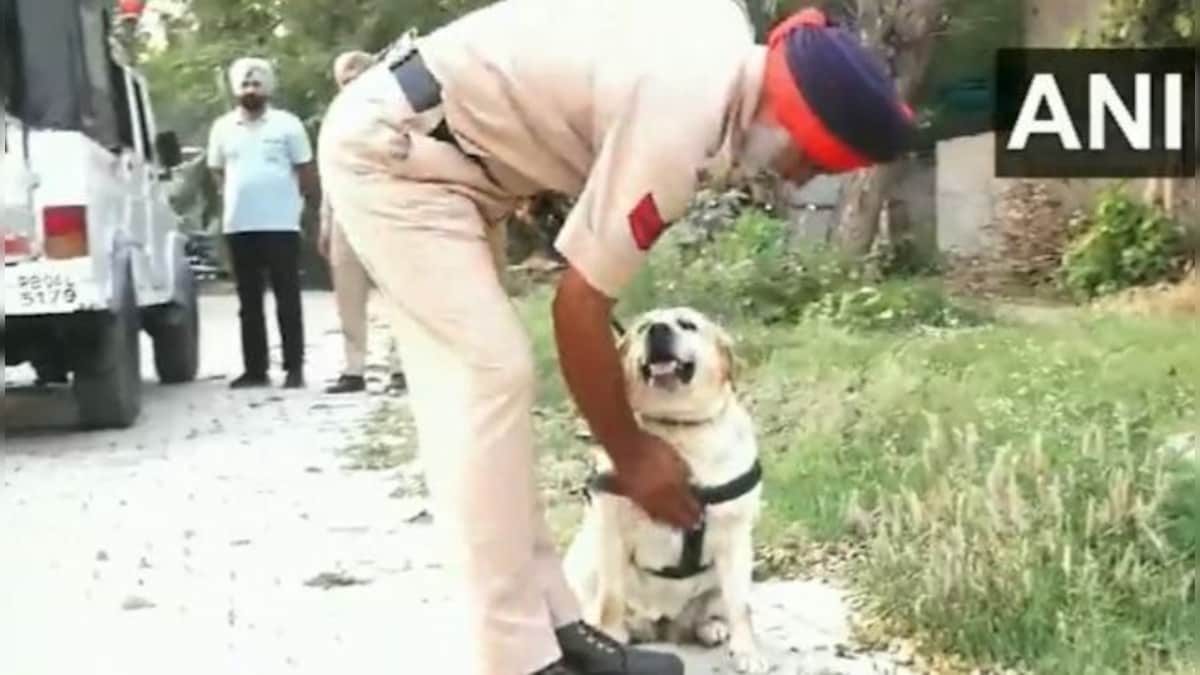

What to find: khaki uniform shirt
left=416, top=0, right=765, bottom=298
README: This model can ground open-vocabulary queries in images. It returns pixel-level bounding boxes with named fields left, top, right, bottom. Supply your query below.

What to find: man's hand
left=608, top=431, right=701, bottom=529
left=552, top=265, right=701, bottom=530
left=295, top=162, right=320, bottom=207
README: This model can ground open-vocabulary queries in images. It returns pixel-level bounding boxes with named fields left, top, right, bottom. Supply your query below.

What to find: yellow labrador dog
left=564, top=307, right=768, bottom=673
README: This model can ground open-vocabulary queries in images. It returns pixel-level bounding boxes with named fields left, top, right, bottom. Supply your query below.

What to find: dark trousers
left=225, top=231, right=304, bottom=375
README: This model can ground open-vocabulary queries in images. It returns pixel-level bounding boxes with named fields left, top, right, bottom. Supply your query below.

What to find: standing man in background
left=319, top=50, right=407, bottom=395
left=208, top=57, right=317, bottom=389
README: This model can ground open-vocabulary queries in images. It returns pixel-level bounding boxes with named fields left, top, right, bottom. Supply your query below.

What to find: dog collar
left=639, top=413, right=719, bottom=428
left=638, top=399, right=731, bottom=429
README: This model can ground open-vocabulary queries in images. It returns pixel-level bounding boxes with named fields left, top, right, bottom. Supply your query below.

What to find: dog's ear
left=614, top=321, right=632, bottom=358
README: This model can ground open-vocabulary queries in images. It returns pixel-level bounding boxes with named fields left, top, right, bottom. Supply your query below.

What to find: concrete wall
left=936, top=132, right=1008, bottom=255
left=780, top=175, right=842, bottom=243
left=780, top=158, right=937, bottom=247
left=933, top=0, right=1104, bottom=256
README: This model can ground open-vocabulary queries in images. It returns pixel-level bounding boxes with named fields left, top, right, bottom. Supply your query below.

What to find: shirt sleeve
left=285, top=115, right=315, bottom=165
left=553, top=81, right=715, bottom=299
left=205, top=118, right=225, bottom=170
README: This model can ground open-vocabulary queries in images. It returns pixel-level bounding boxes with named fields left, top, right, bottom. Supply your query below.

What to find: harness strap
left=696, top=460, right=762, bottom=504
left=389, top=50, right=442, bottom=113
left=584, top=459, right=763, bottom=579
left=650, top=527, right=709, bottom=580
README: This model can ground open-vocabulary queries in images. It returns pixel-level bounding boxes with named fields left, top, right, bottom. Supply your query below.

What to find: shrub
left=632, top=209, right=861, bottom=324
left=632, top=210, right=985, bottom=332
left=1060, top=186, right=1187, bottom=299
left=804, top=281, right=989, bottom=331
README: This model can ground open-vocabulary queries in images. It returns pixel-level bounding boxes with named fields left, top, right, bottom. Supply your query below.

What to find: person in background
left=319, top=50, right=407, bottom=395
left=208, top=57, right=318, bottom=389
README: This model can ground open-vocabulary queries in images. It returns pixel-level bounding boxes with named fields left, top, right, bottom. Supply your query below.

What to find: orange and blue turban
left=763, top=8, right=915, bottom=172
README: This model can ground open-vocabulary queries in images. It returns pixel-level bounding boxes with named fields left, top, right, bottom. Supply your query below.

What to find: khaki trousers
left=317, top=65, right=579, bottom=675
left=329, top=220, right=403, bottom=376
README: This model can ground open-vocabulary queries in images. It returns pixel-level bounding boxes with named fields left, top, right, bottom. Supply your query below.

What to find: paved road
left=2, top=290, right=905, bottom=675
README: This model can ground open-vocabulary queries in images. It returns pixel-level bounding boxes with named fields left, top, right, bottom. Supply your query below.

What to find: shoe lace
left=575, top=622, right=624, bottom=656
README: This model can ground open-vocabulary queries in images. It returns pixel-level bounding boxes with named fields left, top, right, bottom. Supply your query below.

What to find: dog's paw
left=730, top=649, right=772, bottom=674
left=695, top=617, right=730, bottom=647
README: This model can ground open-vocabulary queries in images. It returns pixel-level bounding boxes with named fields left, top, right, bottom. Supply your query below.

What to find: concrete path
left=2, top=290, right=908, bottom=675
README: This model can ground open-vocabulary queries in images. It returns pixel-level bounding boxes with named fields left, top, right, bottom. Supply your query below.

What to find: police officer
left=317, top=2, right=913, bottom=674
left=319, top=50, right=407, bottom=395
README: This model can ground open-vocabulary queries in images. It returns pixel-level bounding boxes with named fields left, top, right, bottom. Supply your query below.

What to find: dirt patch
left=1093, top=270, right=1200, bottom=318
left=304, top=571, right=372, bottom=590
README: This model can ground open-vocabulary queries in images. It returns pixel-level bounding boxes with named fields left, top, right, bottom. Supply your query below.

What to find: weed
left=1060, top=185, right=1188, bottom=299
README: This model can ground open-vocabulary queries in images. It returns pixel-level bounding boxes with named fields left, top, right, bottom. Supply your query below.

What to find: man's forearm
left=209, top=170, right=223, bottom=199
left=552, top=267, right=642, bottom=469
left=208, top=169, right=224, bottom=227
left=296, top=163, right=319, bottom=205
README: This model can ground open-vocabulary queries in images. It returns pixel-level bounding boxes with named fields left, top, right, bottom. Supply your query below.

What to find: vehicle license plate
left=13, top=270, right=80, bottom=309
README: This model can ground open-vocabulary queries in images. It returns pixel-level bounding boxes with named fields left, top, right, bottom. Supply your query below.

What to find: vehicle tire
left=152, top=263, right=200, bottom=384
left=74, top=269, right=143, bottom=429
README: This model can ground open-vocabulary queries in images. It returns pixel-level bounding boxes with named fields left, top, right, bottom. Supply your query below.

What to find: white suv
left=3, top=0, right=200, bottom=429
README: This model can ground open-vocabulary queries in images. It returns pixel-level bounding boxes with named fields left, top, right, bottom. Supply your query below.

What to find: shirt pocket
left=261, top=134, right=293, bottom=165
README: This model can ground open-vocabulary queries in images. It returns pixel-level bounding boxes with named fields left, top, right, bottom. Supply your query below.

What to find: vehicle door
left=122, top=68, right=165, bottom=293
left=132, top=72, right=175, bottom=295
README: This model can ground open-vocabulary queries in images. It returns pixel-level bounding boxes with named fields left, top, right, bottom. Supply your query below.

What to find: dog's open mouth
left=640, top=358, right=697, bottom=387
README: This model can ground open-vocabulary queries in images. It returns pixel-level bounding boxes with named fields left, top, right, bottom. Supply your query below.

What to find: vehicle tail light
left=3, top=233, right=35, bottom=260
left=43, top=206, right=89, bottom=259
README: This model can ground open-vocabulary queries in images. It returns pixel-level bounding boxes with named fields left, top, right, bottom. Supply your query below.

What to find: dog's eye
left=677, top=319, right=697, bottom=331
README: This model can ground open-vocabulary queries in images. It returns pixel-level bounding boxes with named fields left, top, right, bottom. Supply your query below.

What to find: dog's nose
left=646, top=322, right=674, bottom=361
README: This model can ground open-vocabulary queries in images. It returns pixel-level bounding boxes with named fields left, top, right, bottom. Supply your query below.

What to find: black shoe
left=386, top=372, right=407, bottom=394
left=284, top=370, right=305, bottom=389
left=34, top=372, right=69, bottom=386
left=556, top=621, right=684, bottom=675
left=532, top=660, right=582, bottom=675
left=325, top=374, right=366, bottom=394
left=230, top=373, right=269, bottom=389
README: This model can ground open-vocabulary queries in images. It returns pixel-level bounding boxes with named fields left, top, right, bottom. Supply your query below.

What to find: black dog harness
left=585, top=458, right=763, bottom=580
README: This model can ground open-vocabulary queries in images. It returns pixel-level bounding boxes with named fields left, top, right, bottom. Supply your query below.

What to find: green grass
left=740, top=313, right=1199, bottom=674
left=511, top=214, right=1199, bottom=673
left=520, top=292, right=1200, bottom=673
left=360, top=210, right=1200, bottom=674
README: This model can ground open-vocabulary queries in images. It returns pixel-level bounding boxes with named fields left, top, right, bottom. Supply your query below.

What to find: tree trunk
left=833, top=164, right=897, bottom=256
left=832, top=0, right=943, bottom=258
left=1143, top=178, right=1178, bottom=218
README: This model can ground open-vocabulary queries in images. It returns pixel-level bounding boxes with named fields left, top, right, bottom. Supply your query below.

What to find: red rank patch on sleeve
left=628, top=193, right=667, bottom=251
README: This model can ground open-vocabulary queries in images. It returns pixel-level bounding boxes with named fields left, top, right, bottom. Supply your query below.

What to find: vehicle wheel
left=74, top=269, right=143, bottom=429
left=152, top=263, right=200, bottom=384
